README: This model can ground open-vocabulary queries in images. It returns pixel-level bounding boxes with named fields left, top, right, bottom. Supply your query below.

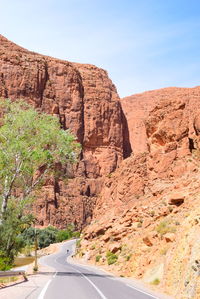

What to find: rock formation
left=0, top=34, right=124, bottom=228
left=80, top=86, right=200, bottom=298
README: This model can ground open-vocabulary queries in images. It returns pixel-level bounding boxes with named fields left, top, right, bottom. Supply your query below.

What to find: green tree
left=0, top=99, right=80, bottom=268
left=0, top=99, right=80, bottom=219
left=0, top=198, right=33, bottom=269
left=37, top=227, right=58, bottom=249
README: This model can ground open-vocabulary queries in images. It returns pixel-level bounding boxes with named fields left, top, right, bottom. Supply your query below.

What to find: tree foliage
left=0, top=198, right=33, bottom=269
left=0, top=99, right=81, bottom=269
left=0, top=99, right=80, bottom=217
left=21, top=225, right=80, bottom=249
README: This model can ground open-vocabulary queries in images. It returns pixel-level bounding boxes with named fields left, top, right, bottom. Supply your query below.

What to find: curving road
left=0, top=240, right=173, bottom=299
left=37, top=240, right=170, bottom=299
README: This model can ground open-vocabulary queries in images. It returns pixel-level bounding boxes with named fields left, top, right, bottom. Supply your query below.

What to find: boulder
left=109, top=242, right=121, bottom=253
left=168, top=193, right=185, bottom=205
left=164, top=233, right=176, bottom=243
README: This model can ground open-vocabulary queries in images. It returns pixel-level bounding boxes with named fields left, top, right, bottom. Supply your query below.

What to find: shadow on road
left=0, top=279, right=29, bottom=289
left=33, top=271, right=112, bottom=278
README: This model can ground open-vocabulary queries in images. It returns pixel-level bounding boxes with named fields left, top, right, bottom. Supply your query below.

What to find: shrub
left=168, top=206, right=173, bottom=212
left=76, top=239, right=81, bottom=248
left=156, top=221, right=176, bottom=236
left=95, top=255, right=102, bottom=262
left=175, top=221, right=180, bottom=226
left=21, top=227, right=36, bottom=246
left=21, top=226, right=58, bottom=249
left=151, top=278, right=160, bottom=285
left=91, top=244, right=96, bottom=250
left=106, top=173, right=112, bottom=178
left=137, top=222, right=142, bottom=228
left=149, top=211, right=155, bottom=217
left=23, top=244, right=34, bottom=257
left=56, top=230, right=72, bottom=242
left=37, top=228, right=57, bottom=248
left=125, top=254, right=132, bottom=261
left=33, top=265, right=38, bottom=272
left=72, top=231, right=81, bottom=238
left=0, top=255, right=12, bottom=271
left=106, top=251, right=118, bottom=265
left=21, top=225, right=80, bottom=249
left=160, top=247, right=168, bottom=255
left=56, top=224, right=80, bottom=242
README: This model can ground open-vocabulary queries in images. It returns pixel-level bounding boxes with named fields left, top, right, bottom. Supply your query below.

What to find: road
left=0, top=240, right=172, bottom=299
left=37, top=240, right=169, bottom=299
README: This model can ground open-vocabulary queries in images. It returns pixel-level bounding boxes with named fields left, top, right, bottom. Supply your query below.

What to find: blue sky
left=0, top=0, right=200, bottom=97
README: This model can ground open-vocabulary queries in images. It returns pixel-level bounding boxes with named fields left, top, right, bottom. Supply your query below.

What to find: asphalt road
left=37, top=240, right=164, bottom=299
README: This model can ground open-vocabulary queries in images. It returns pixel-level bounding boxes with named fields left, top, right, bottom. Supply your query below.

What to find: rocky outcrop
left=85, top=87, right=200, bottom=222
left=0, top=34, right=124, bottom=228
left=80, top=86, right=200, bottom=298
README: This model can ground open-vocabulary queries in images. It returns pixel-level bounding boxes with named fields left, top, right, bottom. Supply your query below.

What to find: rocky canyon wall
left=0, top=34, right=125, bottom=228
left=81, top=86, right=200, bottom=298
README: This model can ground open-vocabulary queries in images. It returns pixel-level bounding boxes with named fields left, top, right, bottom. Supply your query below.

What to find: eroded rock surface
left=0, top=35, right=124, bottom=228
left=81, top=86, right=200, bottom=298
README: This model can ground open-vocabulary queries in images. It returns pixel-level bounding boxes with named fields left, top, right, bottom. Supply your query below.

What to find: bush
left=23, top=244, right=34, bottom=257
left=21, top=225, right=80, bottom=250
left=0, top=255, right=12, bottom=271
left=151, top=278, right=160, bottom=285
left=160, top=247, right=168, bottom=255
left=0, top=205, right=29, bottom=269
left=21, top=227, right=36, bottom=246
left=33, top=265, right=38, bottom=272
left=56, top=230, right=72, bottom=242
left=21, top=226, right=58, bottom=249
left=106, top=251, right=118, bottom=265
left=156, top=221, right=176, bottom=236
left=37, top=228, right=58, bottom=248
left=76, top=239, right=81, bottom=248
left=149, top=211, right=155, bottom=217
left=95, top=255, right=102, bottom=262
left=125, top=254, right=132, bottom=261
left=72, top=231, right=81, bottom=238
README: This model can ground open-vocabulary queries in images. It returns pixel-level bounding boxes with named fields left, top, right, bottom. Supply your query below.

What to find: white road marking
left=67, top=255, right=159, bottom=298
left=39, top=241, right=160, bottom=299
left=71, top=266, right=108, bottom=299
left=37, top=279, right=52, bottom=299
left=126, top=284, right=158, bottom=299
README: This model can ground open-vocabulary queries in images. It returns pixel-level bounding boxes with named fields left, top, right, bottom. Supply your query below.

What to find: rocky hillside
left=0, top=35, right=126, bottom=228
left=80, top=87, right=200, bottom=298
left=2, top=35, right=200, bottom=297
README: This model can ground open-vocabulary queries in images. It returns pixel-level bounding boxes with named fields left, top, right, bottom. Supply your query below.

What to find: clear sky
left=0, top=0, right=200, bottom=97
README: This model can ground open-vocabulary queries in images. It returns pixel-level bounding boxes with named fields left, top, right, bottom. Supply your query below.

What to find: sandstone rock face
left=0, top=35, right=124, bottom=228
left=121, top=90, right=156, bottom=155
left=121, top=87, right=200, bottom=156
left=91, top=87, right=200, bottom=218
left=81, top=86, right=200, bottom=298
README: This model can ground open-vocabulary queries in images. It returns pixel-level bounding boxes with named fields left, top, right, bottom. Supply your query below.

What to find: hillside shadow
left=120, top=103, right=132, bottom=158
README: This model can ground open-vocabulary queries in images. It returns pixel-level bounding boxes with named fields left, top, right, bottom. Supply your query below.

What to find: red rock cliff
left=0, top=34, right=124, bottom=228
left=81, top=86, right=200, bottom=298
